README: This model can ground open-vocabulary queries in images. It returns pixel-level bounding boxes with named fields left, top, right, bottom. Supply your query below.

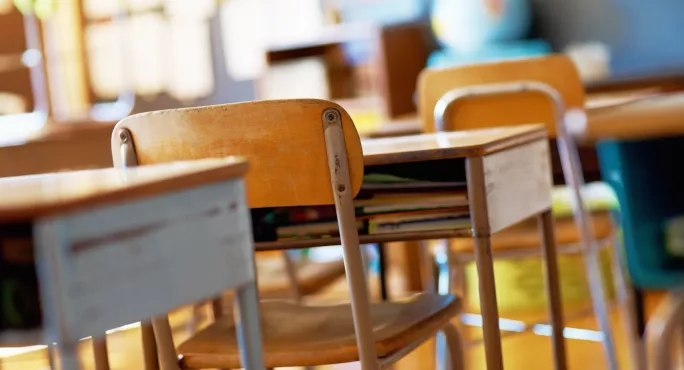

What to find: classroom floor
left=0, top=267, right=660, bottom=370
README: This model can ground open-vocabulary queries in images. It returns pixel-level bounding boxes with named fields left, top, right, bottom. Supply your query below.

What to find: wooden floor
left=0, top=270, right=659, bottom=370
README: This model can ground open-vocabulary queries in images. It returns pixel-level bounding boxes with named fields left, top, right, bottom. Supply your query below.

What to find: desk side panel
left=482, top=139, right=552, bottom=234
left=35, top=179, right=254, bottom=342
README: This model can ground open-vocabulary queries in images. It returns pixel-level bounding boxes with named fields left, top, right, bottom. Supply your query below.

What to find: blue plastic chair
left=598, top=137, right=684, bottom=290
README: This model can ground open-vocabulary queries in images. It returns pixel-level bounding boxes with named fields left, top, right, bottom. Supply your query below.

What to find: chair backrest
left=417, top=54, right=585, bottom=136
left=110, top=99, right=364, bottom=208
left=112, top=99, right=378, bottom=369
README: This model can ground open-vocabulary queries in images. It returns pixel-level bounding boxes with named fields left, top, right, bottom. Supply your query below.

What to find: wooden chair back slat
left=418, top=55, right=585, bottom=136
left=111, top=99, right=364, bottom=208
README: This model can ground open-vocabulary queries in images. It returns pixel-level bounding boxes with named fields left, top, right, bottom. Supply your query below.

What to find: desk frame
left=432, top=81, right=619, bottom=370
left=0, top=170, right=264, bottom=370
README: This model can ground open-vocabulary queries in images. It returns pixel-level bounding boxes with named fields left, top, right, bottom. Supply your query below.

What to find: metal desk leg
left=378, top=243, right=389, bottom=301
left=234, top=282, right=266, bottom=370
left=466, top=157, right=503, bottom=370
left=538, top=210, right=568, bottom=370
left=58, top=341, right=80, bottom=370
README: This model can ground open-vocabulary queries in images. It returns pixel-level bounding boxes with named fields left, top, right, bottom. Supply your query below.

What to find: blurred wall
left=131, top=10, right=257, bottom=113
left=532, top=0, right=684, bottom=76
left=0, top=9, right=34, bottom=111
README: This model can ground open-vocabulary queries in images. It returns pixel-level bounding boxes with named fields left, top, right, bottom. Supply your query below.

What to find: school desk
left=0, top=157, right=264, bottom=370
left=255, top=124, right=565, bottom=370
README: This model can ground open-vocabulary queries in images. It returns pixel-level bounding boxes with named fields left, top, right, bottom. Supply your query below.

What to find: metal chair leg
left=58, top=341, right=79, bottom=370
left=234, top=282, right=266, bottom=370
left=152, top=316, right=182, bottom=370
left=378, top=243, right=389, bottom=301
left=435, top=240, right=452, bottom=370
left=141, top=320, right=160, bottom=370
left=441, top=322, right=465, bottom=370
left=47, top=343, right=57, bottom=370
left=282, top=250, right=303, bottom=302
left=93, top=335, right=110, bottom=370
left=646, top=291, right=684, bottom=370
left=420, top=240, right=439, bottom=294
left=610, top=231, right=646, bottom=370
left=557, top=115, right=619, bottom=370
left=188, top=303, right=201, bottom=334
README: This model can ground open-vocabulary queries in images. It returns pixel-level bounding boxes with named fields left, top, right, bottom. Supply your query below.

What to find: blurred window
left=84, top=0, right=215, bottom=101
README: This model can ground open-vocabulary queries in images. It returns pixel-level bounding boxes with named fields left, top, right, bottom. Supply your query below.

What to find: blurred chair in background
left=419, top=54, right=639, bottom=370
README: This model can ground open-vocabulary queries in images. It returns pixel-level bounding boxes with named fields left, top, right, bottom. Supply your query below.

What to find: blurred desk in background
left=581, top=92, right=684, bottom=142
left=0, top=119, right=115, bottom=177
left=586, top=70, right=684, bottom=95
left=362, top=88, right=676, bottom=139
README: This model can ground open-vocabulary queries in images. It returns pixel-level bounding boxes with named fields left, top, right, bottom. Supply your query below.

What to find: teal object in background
left=431, top=0, right=532, bottom=51
left=427, top=39, right=552, bottom=69
left=597, top=137, right=684, bottom=290
left=428, top=0, right=550, bottom=69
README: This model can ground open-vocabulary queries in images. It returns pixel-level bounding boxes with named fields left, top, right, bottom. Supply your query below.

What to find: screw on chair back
left=111, top=99, right=383, bottom=369
left=112, top=99, right=364, bottom=208
left=417, top=54, right=585, bottom=136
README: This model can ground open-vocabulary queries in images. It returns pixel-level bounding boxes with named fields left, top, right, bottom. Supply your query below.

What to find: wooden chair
left=110, top=99, right=464, bottom=370
left=193, top=251, right=346, bottom=330
left=255, top=251, right=346, bottom=299
left=418, top=54, right=631, bottom=370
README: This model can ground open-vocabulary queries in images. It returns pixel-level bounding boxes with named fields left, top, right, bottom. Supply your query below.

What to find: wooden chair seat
left=257, top=257, right=346, bottom=297
left=177, top=293, right=461, bottom=368
left=451, top=211, right=613, bottom=253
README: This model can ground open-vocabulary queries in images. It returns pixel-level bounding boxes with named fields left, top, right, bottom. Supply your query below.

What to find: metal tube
left=434, top=80, right=617, bottom=370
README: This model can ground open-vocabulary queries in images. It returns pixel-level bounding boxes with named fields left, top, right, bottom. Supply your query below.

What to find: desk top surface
left=365, top=91, right=684, bottom=142
left=581, top=92, right=684, bottom=141
left=0, top=157, right=248, bottom=221
left=362, top=124, right=546, bottom=166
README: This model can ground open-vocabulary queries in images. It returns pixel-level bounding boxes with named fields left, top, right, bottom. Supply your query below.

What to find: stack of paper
left=249, top=173, right=472, bottom=242
left=357, top=173, right=470, bottom=234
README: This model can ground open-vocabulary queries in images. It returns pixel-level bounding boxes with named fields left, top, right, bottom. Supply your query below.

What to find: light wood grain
left=418, top=55, right=585, bottom=136
left=176, top=294, right=460, bottom=368
left=112, top=99, right=364, bottom=208
left=480, top=139, right=553, bottom=234
left=0, top=157, right=248, bottom=221
left=465, top=156, right=504, bottom=370
left=361, top=124, right=547, bottom=166
left=362, top=91, right=674, bottom=140
left=581, top=92, right=684, bottom=141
